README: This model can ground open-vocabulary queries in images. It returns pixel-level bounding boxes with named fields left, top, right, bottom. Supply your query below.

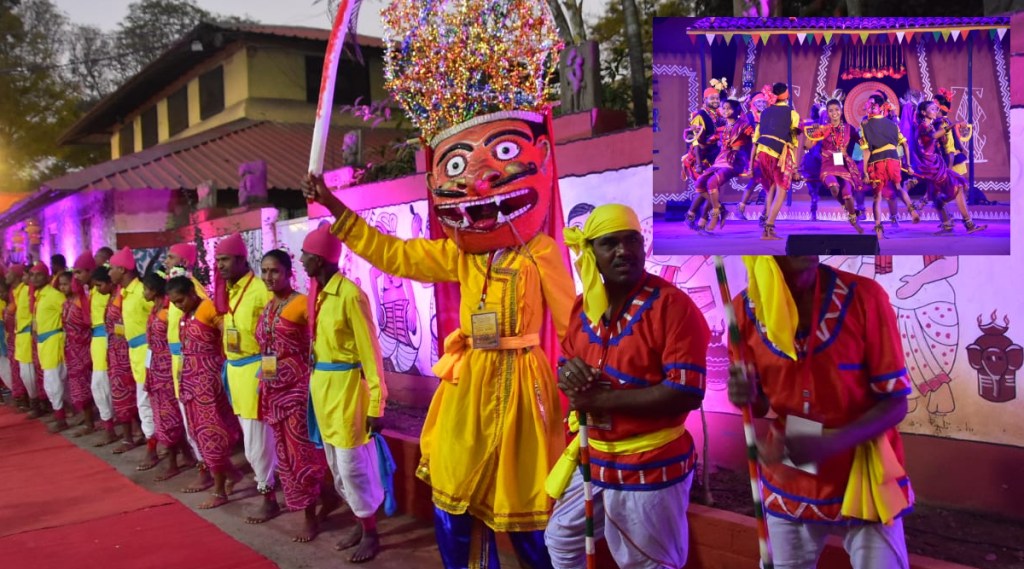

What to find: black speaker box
left=785, top=234, right=879, bottom=255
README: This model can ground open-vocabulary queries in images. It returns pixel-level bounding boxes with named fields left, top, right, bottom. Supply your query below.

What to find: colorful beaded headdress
left=381, top=0, right=564, bottom=148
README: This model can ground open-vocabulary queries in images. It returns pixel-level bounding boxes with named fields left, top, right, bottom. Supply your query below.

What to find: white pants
left=324, top=440, right=384, bottom=519
left=135, top=382, right=155, bottom=439
left=19, top=363, right=37, bottom=399
left=0, top=358, right=11, bottom=390
left=239, top=417, right=277, bottom=490
left=91, top=370, right=113, bottom=422
left=765, top=515, right=909, bottom=569
left=43, top=364, right=68, bottom=411
left=546, top=471, right=693, bottom=569
left=179, top=400, right=202, bottom=461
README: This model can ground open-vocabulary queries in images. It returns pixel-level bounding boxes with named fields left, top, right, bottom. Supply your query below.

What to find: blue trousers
left=434, top=507, right=552, bottom=569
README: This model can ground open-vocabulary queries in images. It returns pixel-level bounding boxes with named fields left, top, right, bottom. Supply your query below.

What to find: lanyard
left=796, top=269, right=824, bottom=417
left=828, top=123, right=845, bottom=155
left=264, top=292, right=296, bottom=353
left=477, top=251, right=498, bottom=310
left=228, top=273, right=254, bottom=318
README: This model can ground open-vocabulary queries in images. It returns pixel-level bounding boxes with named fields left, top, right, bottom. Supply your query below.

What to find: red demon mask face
left=427, top=118, right=553, bottom=253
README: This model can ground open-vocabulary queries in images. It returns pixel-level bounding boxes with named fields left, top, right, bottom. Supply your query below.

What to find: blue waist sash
left=221, top=354, right=261, bottom=407
left=38, top=329, right=63, bottom=343
left=127, top=333, right=147, bottom=349
left=312, top=362, right=362, bottom=373
left=307, top=362, right=363, bottom=449
left=91, top=325, right=107, bottom=338
left=18, top=325, right=30, bottom=335
left=169, top=342, right=182, bottom=356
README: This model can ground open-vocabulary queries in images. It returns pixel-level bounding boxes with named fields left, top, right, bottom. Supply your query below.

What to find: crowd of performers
left=0, top=230, right=391, bottom=563
left=0, top=206, right=919, bottom=569
left=681, top=80, right=989, bottom=240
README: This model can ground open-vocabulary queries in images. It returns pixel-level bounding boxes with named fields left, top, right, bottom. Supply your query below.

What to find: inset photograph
left=653, top=16, right=1012, bottom=255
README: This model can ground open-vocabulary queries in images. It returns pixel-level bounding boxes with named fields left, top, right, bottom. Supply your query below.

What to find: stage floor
left=653, top=218, right=1011, bottom=256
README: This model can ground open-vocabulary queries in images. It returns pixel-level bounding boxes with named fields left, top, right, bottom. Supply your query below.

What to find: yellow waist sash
left=545, top=418, right=687, bottom=500
left=431, top=329, right=540, bottom=385
left=871, top=143, right=897, bottom=153
left=840, top=435, right=910, bottom=525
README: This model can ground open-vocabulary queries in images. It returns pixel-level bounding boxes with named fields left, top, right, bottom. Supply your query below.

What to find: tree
left=547, top=0, right=588, bottom=45
left=621, top=0, right=649, bottom=125
left=65, top=25, right=118, bottom=105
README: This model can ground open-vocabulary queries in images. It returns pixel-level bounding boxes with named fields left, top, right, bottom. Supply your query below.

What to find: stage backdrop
left=653, top=17, right=1012, bottom=211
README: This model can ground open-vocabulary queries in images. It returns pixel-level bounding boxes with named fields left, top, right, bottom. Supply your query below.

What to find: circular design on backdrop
left=845, top=82, right=898, bottom=125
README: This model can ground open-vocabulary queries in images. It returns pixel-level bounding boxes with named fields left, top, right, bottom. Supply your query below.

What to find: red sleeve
left=559, top=298, right=584, bottom=366
left=859, top=279, right=912, bottom=399
left=659, top=289, right=709, bottom=397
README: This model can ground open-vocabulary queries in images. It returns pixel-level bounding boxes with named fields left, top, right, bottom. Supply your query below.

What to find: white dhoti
left=42, top=364, right=67, bottom=411
left=19, top=363, right=37, bottom=399
left=135, top=382, right=155, bottom=439
left=323, top=440, right=384, bottom=519
left=179, top=400, right=202, bottom=461
left=239, top=417, right=277, bottom=490
left=0, top=358, right=11, bottom=391
left=765, top=516, right=909, bottom=569
left=91, top=370, right=113, bottom=422
left=545, top=470, right=693, bottom=569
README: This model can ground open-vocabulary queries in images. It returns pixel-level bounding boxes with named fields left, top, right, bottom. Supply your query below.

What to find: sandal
left=874, top=224, right=886, bottom=240
left=848, top=213, right=864, bottom=234
left=761, top=223, right=781, bottom=240
left=964, top=219, right=987, bottom=234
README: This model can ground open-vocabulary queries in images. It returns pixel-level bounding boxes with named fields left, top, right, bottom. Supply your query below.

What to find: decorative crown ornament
left=381, top=0, right=564, bottom=148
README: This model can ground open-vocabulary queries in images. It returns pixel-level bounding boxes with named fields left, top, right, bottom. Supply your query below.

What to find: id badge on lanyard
left=471, top=251, right=501, bottom=350
left=832, top=152, right=845, bottom=166
left=225, top=328, right=241, bottom=353
left=114, top=322, right=125, bottom=337
left=262, top=352, right=278, bottom=381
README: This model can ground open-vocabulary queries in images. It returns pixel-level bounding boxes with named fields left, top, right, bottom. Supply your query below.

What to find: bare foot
left=245, top=500, right=281, bottom=524
left=48, top=420, right=70, bottom=434
left=154, top=464, right=186, bottom=482
left=350, top=530, right=380, bottom=563
left=293, top=517, right=319, bottom=543
left=181, top=469, right=214, bottom=494
left=93, top=432, right=120, bottom=447
left=197, top=492, right=229, bottom=509
left=71, top=424, right=96, bottom=438
left=225, top=469, right=244, bottom=495
left=136, top=453, right=161, bottom=471
left=335, top=525, right=363, bottom=551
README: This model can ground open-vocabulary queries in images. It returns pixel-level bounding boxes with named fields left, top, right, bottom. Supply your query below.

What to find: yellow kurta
left=169, top=277, right=207, bottom=397
left=90, top=290, right=110, bottom=372
left=310, top=273, right=387, bottom=449
left=34, top=285, right=65, bottom=370
left=121, top=277, right=154, bottom=385
left=332, top=209, right=575, bottom=532
left=222, top=271, right=270, bottom=419
left=14, top=284, right=32, bottom=364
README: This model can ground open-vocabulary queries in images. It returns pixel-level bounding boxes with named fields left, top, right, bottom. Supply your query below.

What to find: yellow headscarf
left=563, top=204, right=643, bottom=324
left=742, top=256, right=798, bottom=359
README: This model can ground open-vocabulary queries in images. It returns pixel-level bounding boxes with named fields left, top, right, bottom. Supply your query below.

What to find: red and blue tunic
left=732, top=264, right=914, bottom=524
left=561, top=273, right=709, bottom=491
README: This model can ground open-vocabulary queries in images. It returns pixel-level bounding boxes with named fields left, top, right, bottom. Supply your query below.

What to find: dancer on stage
left=304, top=2, right=575, bottom=566
left=933, top=89, right=971, bottom=177
left=728, top=256, right=913, bottom=569
left=214, top=235, right=279, bottom=523
left=804, top=98, right=866, bottom=233
left=737, top=90, right=769, bottom=223
left=95, top=266, right=141, bottom=454
left=164, top=244, right=213, bottom=492
left=32, top=263, right=69, bottom=432
left=859, top=94, right=920, bottom=238
left=168, top=276, right=244, bottom=509
left=693, top=99, right=753, bottom=232
left=256, top=249, right=338, bottom=543
left=301, top=227, right=388, bottom=562
left=143, top=272, right=192, bottom=481
left=58, top=270, right=94, bottom=436
left=5, top=266, right=28, bottom=411
left=911, top=100, right=987, bottom=235
left=749, top=83, right=801, bottom=240
left=683, top=79, right=726, bottom=228
left=545, top=204, right=708, bottom=568
left=109, top=248, right=159, bottom=469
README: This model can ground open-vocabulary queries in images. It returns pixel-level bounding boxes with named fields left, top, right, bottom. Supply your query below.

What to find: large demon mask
left=382, top=0, right=562, bottom=254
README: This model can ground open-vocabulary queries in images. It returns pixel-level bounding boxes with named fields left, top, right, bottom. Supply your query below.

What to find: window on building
left=199, top=65, right=225, bottom=120
left=167, top=86, right=189, bottom=136
left=305, top=55, right=371, bottom=106
left=141, top=106, right=158, bottom=149
left=119, top=123, right=135, bottom=156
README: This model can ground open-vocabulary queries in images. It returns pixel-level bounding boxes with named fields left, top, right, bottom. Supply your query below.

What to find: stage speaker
left=786, top=234, right=879, bottom=255
left=665, top=200, right=690, bottom=222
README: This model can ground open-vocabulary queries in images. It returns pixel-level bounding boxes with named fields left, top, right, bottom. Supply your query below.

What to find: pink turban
left=8, top=264, right=25, bottom=279
left=703, top=87, right=720, bottom=98
left=109, top=247, right=136, bottom=271
left=215, top=235, right=247, bottom=257
left=169, top=243, right=198, bottom=268
left=29, top=261, right=49, bottom=276
left=73, top=252, right=96, bottom=272
left=302, top=226, right=342, bottom=264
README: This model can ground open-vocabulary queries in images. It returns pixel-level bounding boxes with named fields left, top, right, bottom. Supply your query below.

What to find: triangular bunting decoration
left=813, top=32, right=823, bottom=44
left=823, top=31, right=834, bottom=44
left=933, top=31, right=942, bottom=41
left=760, top=32, right=771, bottom=45
left=998, top=28, right=1008, bottom=41
left=724, top=33, right=734, bottom=44
left=940, top=30, right=950, bottom=41
left=905, top=31, right=914, bottom=42
left=896, top=31, right=906, bottom=43
left=859, top=32, right=869, bottom=43
left=951, top=29, right=960, bottom=41
left=887, top=32, right=897, bottom=42
left=707, top=33, right=717, bottom=44
left=788, top=33, right=799, bottom=45
left=797, top=32, right=807, bottom=44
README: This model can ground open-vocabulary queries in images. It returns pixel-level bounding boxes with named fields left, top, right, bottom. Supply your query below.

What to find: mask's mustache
left=432, top=162, right=539, bottom=197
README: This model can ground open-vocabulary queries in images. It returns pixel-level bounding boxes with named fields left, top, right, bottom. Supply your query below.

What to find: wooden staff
left=577, top=411, right=597, bottom=569
left=713, top=256, right=774, bottom=569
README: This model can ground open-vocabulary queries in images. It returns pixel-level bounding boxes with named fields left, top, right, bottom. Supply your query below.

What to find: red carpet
left=0, top=408, right=276, bottom=568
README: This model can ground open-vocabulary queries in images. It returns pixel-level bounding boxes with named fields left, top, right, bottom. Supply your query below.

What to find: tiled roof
left=688, top=17, right=1010, bottom=31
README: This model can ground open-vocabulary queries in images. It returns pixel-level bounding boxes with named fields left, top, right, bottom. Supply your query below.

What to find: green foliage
left=336, top=97, right=418, bottom=185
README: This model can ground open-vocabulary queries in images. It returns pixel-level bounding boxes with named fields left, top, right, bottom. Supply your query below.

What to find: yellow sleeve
left=532, top=235, right=575, bottom=341
left=790, top=110, right=801, bottom=144
left=343, top=284, right=387, bottom=417
left=689, top=113, right=702, bottom=127
left=752, top=121, right=761, bottom=145
left=898, top=131, right=907, bottom=146
left=332, top=208, right=460, bottom=283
